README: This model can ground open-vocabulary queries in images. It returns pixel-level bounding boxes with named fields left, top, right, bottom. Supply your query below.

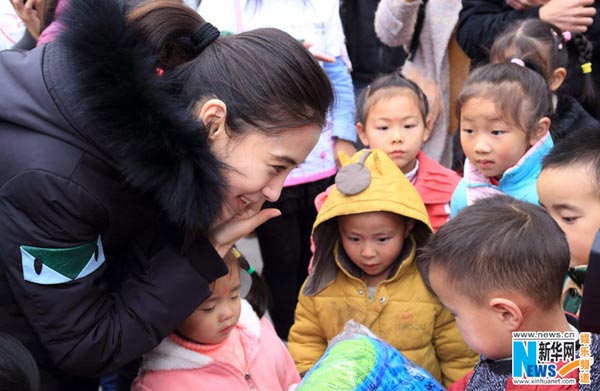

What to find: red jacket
left=413, top=151, right=461, bottom=231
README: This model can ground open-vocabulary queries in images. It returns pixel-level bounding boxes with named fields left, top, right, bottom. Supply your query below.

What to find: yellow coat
left=288, top=239, right=477, bottom=387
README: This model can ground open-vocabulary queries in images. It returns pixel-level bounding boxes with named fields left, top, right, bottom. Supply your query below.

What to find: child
left=288, top=149, right=478, bottom=387
left=450, top=62, right=554, bottom=216
left=419, top=194, right=600, bottom=390
left=356, top=71, right=461, bottom=231
left=132, top=248, right=300, bottom=391
left=538, top=126, right=600, bottom=316
left=490, top=18, right=599, bottom=142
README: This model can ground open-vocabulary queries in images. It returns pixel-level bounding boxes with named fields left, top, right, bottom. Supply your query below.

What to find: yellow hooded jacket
left=287, top=150, right=477, bottom=386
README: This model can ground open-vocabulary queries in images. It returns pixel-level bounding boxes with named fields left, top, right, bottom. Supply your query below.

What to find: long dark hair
left=128, top=1, right=333, bottom=136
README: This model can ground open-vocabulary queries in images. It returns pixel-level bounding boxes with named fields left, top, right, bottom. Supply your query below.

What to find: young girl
left=450, top=62, right=554, bottom=216
left=289, top=149, right=478, bottom=387
left=374, top=0, right=466, bottom=165
left=490, top=18, right=599, bottom=142
left=356, top=71, right=461, bottom=231
left=132, top=248, right=300, bottom=390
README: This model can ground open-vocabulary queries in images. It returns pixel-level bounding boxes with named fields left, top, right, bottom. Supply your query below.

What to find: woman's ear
left=549, top=67, right=567, bottom=92
left=198, top=99, right=227, bottom=140
left=489, top=297, right=524, bottom=331
left=529, top=117, right=551, bottom=146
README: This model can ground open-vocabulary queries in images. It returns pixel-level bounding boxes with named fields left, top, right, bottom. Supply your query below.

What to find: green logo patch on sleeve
left=20, top=236, right=105, bottom=285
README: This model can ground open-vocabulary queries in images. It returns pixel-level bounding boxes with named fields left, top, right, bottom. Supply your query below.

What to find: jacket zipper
left=244, top=372, right=256, bottom=390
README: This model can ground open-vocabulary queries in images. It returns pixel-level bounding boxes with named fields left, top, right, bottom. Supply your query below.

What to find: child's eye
left=461, top=128, right=473, bottom=134
left=230, top=295, right=239, bottom=301
left=377, top=237, right=391, bottom=243
left=490, top=130, right=505, bottom=136
left=376, top=126, right=388, bottom=131
left=404, top=124, right=417, bottom=129
left=201, top=306, right=216, bottom=313
left=347, top=236, right=360, bottom=242
left=562, top=216, right=579, bottom=224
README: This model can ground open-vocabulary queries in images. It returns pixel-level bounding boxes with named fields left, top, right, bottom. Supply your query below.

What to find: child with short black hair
left=289, top=149, right=477, bottom=387
left=538, top=125, right=600, bottom=316
left=451, top=62, right=554, bottom=215
left=419, top=194, right=600, bottom=390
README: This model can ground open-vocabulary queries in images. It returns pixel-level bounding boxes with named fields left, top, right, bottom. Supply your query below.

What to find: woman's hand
left=208, top=203, right=281, bottom=258
left=10, top=0, right=43, bottom=39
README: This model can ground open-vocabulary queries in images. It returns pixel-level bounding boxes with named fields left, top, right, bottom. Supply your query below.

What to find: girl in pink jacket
left=132, top=249, right=300, bottom=391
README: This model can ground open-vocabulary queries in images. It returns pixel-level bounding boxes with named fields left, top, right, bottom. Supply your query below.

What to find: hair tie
left=510, top=58, right=525, bottom=68
left=246, top=265, right=255, bottom=275
left=191, top=22, right=220, bottom=53
left=581, top=62, right=592, bottom=74
left=562, top=31, right=572, bottom=42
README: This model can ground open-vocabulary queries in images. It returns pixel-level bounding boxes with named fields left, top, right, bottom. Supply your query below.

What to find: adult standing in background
left=375, top=0, right=469, bottom=166
left=198, top=0, right=357, bottom=340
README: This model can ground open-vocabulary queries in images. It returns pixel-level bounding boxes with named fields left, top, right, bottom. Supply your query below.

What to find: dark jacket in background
left=0, top=0, right=227, bottom=389
left=551, top=94, right=600, bottom=142
left=457, top=0, right=600, bottom=118
left=339, top=0, right=407, bottom=86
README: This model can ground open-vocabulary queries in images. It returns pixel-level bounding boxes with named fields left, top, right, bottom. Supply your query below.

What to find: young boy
left=287, top=149, right=477, bottom=387
left=537, top=126, right=600, bottom=316
left=419, top=194, right=600, bottom=390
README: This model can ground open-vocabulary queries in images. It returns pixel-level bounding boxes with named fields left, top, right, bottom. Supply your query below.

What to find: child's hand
left=540, top=0, right=596, bottom=33
left=208, top=204, right=281, bottom=258
left=10, top=0, right=42, bottom=39
left=302, top=41, right=336, bottom=63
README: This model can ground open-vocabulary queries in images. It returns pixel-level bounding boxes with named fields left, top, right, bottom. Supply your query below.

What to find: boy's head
left=419, top=195, right=570, bottom=359
left=308, top=149, right=432, bottom=292
left=538, top=126, right=600, bottom=267
left=356, top=71, right=431, bottom=174
left=458, top=63, right=551, bottom=179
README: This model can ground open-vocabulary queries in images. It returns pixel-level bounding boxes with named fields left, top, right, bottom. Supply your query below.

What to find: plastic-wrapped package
left=296, top=320, right=445, bottom=391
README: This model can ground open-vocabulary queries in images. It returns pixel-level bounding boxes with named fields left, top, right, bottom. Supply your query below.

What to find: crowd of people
left=1, top=0, right=599, bottom=390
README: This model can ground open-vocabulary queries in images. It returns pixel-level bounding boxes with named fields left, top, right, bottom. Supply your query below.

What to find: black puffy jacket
left=0, top=1, right=227, bottom=389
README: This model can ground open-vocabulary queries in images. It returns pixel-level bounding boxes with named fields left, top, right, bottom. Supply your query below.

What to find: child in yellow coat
left=288, top=149, right=477, bottom=387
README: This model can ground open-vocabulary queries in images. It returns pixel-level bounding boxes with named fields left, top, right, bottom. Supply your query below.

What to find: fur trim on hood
left=48, top=0, right=224, bottom=232
left=139, top=300, right=260, bottom=372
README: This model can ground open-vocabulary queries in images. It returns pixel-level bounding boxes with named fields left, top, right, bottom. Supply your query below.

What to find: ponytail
left=571, top=33, right=599, bottom=118
left=232, top=247, right=271, bottom=318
